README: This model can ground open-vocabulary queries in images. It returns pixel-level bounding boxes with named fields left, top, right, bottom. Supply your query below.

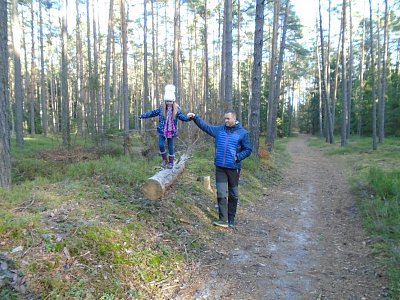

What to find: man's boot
left=167, top=155, right=175, bottom=169
left=160, top=152, right=168, bottom=168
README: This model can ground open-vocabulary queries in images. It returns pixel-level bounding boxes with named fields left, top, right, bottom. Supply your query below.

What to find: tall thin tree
left=341, top=0, right=348, bottom=146
left=61, top=0, right=70, bottom=147
left=224, top=0, right=233, bottom=110
left=39, top=0, right=48, bottom=136
left=249, top=0, right=265, bottom=157
left=12, top=0, right=24, bottom=147
left=266, top=0, right=280, bottom=150
left=104, top=0, right=114, bottom=133
left=121, top=0, right=129, bottom=155
left=369, top=0, right=377, bottom=150
left=0, top=0, right=11, bottom=188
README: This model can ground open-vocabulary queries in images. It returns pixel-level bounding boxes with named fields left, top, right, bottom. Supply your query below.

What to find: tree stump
left=197, top=176, right=213, bottom=192
left=142, top=154, right=189, bottom=200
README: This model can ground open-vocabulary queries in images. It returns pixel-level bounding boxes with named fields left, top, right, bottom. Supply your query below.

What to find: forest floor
left=170, top=134, right=388, bottom=300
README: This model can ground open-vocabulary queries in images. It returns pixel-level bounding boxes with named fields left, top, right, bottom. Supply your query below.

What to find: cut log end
left=142, top=179, right=164, bottom=200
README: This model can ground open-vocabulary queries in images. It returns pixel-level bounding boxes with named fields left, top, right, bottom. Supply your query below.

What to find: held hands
left=187, top=113, right=196, bottom=120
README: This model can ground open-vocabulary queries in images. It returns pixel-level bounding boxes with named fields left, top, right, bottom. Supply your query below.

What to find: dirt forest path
left=174, top=134, right=387, bottom=300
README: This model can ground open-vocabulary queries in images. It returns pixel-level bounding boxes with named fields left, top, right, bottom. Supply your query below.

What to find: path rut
left=174, top=134, right=387, bottom=300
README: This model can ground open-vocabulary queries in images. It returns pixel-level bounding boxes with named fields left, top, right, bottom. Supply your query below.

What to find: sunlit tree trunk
left=347, top=0, right=353, bottom=140
left=29, top=1, right=36, bottom=135
left=93, top=2, right=101, bottom=136
left=236, top=0, right=242, bottom=121
left=249, top=0, right=265, bottom=157
left=86, top=0, right=95, bottom=135
left=143, top=0, right=150, bottom=145
left=203, top=0, right=209, bottom=119
left=378, top=0, right=388, bottom=143
left=273, top=0, right=290, bottom=140
left=357, top=19, right=365, bottom=136
left=61, top=0, right=70, bottom=147
left=173, top=0, right=181, bottom=100
left=224, top=0, right=233, bottom=110
left=12, top=0, right=24, bottom=147
left=121, top=0, right=129, bottom=155
left=318, top=0, right=333, bottom=144
left=369, top=0, right=377, bottom=150
left=341, top=0, right=348, bottom=146
left=39, top=0, right=48, bottom=137
left=266, top=0, right=280, bottom=151
left=151, top=0, right=159, bottom=104
left=0, top=0, right=11, bottom=188
left=104, top=0, right=114, bottom=133
left=76, top=0, right=85, bottom=135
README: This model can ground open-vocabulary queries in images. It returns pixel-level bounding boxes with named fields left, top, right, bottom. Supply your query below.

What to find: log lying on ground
left=142, top=154, right=190, bottom=200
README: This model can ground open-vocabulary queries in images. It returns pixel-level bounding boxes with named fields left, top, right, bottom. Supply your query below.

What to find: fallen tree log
left=142, top=154, right=190, bottom=200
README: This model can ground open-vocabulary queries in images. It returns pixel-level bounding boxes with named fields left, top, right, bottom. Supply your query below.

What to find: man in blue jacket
left=187, top=111, right=252, bottom=228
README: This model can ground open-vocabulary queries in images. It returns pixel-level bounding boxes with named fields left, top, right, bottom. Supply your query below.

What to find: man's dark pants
left=215, top=166, right=241, bottom=225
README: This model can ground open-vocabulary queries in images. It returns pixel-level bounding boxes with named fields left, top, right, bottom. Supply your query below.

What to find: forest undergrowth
left=0, top=134, right=284, bottom=299
left=309, top=136, right=400, bottom=296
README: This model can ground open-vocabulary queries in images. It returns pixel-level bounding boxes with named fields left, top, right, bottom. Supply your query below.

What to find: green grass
left=0, top=134, right=284, bottom=298
left=310, top=135, right=400, bottom=298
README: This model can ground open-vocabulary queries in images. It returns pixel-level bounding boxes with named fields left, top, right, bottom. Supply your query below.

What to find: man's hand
left=187, top=113, right=196, bottom=119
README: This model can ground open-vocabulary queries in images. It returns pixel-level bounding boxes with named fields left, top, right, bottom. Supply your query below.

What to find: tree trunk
left=347, top=0, right=353, bottom=140
left=378, top=0, right=388, bottom=143
left=143, top=0, right=150, bottom=145
left=341, top=0, right=348, bottom=146
left=173, top=0, right=181, bottom=100
left=93, top=2, right=101, bottom=136
left=358, top=19, right=365, bottom=136
left=121, top=0, right=129, bottom=155
left=142, top=154, right=189, bottom=200
left=318, top=0, right=334, bottom=144
left=29, top=0, right=36, bottom=135
left=249, top=0, right=265, bottom=157
left=369, top=0, right=377, bottom=150
left=86, top=0, right=95, bottom=135
left=203, top=0, right=209, bottom=119
left=224, top=0, right=233, bottom=111
left=0, top=0, right=11, bottom=188
left=39, top=0, right=48, bottom=137
left=266, top=0, right=280, bottom=150
left=76, top=0, right=85, bottom=136
left=12, top=0, right=24, bottom=147
left=104, top=0, right=114, bottom=133
left=273, top=0, right=290, bottom=140
left=316, top=26, right=323, bottom=138
left=61, top=0, right=70, bottom=147
left=237, top=0, right=242, bottom=121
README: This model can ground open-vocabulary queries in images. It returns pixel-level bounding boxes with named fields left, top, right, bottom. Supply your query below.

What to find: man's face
left=224, top=113, right=236, bottom=127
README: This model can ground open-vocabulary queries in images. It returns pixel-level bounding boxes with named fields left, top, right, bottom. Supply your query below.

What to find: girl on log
left=139, top=84, right=191, bottom=169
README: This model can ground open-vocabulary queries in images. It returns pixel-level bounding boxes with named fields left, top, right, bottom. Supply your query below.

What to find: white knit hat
left=163, top=84, right=176, bottom=101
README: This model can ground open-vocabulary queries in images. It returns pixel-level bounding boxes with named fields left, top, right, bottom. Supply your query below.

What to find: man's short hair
left=224, top=110, right=236, bottom=118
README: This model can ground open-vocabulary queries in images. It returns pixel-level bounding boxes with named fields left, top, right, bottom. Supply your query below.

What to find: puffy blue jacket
left=193, top=115, right=252, bottom=169
left=140, top=105, right=190, bottom=137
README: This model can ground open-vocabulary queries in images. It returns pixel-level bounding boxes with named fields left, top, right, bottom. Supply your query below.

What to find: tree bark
left=224, top=0, right=233, bottom=111
left=378, top=0, right=388, bottom=143
left=341, top=0, right=348, bottom=146
left=61, top=0, right=70, bottom=147
left=29, top=0, right=36, bottom=135
left=104, top=0, right=114, bottom=133
left=369, top=0, right=377, bottom=150
left=249, top=0, right=265, bottom=157
left=39, top=0, right=48, bottom=137
left=121, top=0, right=129, bottom=155
left=0, top=0, right=11, bottom=188
left=266, top=0, right=280, bottom=150
left=12, top=0, right=24, bottom=147
left=142, top=154, right=189, bottom=200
